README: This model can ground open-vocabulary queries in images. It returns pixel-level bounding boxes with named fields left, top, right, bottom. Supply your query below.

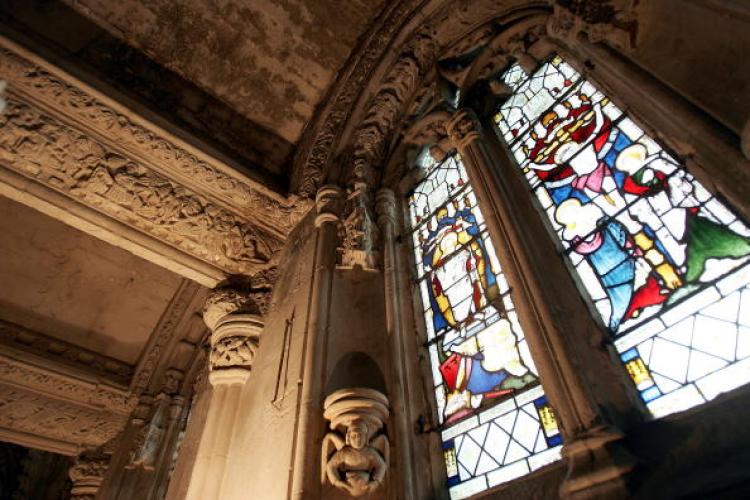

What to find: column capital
left=315, top=184, right=344, bottom=228
left=69, top=454, right=108, bottom=500
left=445, top=109, right=482, bottom=151
left=203, top=287, right=264, bottom=372
left=375, top=188, right=398, bottom=233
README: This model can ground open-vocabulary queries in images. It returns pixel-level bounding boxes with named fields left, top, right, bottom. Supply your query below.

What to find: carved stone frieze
left=0, top=319, right=133, bottom=385
left=0, top=355, right=136, bottom=415
left=0, top=383, right=129, bottom=450
left=321, top=388, right=390, bottom=497
left=0, top=37, right=308, bottom=281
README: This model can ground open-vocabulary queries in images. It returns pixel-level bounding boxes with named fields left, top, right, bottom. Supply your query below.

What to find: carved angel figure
left=321, top=419, right=389, bottom=497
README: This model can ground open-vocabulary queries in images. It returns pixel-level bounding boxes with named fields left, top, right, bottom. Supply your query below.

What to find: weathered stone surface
left=61, top=0, right=387, bottom=145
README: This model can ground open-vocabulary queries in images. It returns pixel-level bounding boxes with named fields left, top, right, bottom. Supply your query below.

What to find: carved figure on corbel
left=69, top=452, right=109, bottom=500
left=127, top=393, right=170, bottom=471
left=321, top=388, right=390, bottom=497
left=547, top=0, right=638, bottom=52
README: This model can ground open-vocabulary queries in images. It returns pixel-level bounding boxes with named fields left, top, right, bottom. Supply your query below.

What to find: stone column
left=69, top=454, right=108, bottom=500
left=445, top=109, right=638, bottom=499
left=185, top=289, right=263, bottom=500
left=375, top=188, right=416, bottom=499
left=289, top=184, right=343, bottom=500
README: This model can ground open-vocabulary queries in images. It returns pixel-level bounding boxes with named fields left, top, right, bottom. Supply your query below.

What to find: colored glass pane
left=492, top=56, right=750, bottom=418
left=408, top=152, right=562, bottom=498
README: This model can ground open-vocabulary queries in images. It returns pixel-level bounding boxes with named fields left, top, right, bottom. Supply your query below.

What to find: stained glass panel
left=408, top=152, right=562, bottom=498
left=492, top=55, right=750, bottom=418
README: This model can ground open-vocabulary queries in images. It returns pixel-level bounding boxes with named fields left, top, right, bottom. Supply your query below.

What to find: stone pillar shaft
left=289, top=185, right=342, bottom=500
left=185, top=293, right=263, bottom=500
left=376, top=188, right=416, bottom=499
left=445, top=109, right=637, bottom=498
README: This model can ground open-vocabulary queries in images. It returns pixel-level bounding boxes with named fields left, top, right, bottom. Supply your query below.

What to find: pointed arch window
left=407, top=151, right=562, bottom=499
left=491, top=54, right=750, bottom=418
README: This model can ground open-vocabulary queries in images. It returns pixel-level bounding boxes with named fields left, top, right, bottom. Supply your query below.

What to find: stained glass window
left=408, top=151, right=562, bottom=499
left=492, top=55, right=750, bottom=418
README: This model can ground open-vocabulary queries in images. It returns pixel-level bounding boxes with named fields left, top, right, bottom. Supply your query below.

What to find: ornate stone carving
left=292, top=1, right=421, bottom=197
left=0, top=383, right=128, bottom=450
left=375, top=188, right=399, bottom=233
left=0, top=319, right=132, bottom=385
left=127, top=393, right=171, bottom=471
left=0, top=355, right=135, bottom=415
left=445, top=109, right=482, bottom=150
left=548, top=0, right=638, bottom=51
left=0, top=97, right=278, bottom=274
left=131, top=280, right=203, bottom=394
left=203, top=288, right=264, bottom=371
left=69, top=453, right=109, bottom=500
left=321, top=388, right=390, bottom=497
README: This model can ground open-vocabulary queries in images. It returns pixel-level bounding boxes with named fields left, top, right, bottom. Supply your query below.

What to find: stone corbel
left=321, top=388, right=390, bottom=497
left=547, top=0, right=638, bottom=52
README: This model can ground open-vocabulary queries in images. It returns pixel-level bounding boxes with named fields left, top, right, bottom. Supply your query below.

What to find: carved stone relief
left=0, top=37, right=309, bottom=281
left=548, top=0, right=638, bottom=51
left=203, top=288, right=264, bottom=371
left=69, top=453, right=109, bottom=500
left=321, top=388, right=390, bottom=497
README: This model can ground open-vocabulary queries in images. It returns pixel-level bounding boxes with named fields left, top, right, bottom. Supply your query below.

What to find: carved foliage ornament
left=321, top=388, right=390, bottom=497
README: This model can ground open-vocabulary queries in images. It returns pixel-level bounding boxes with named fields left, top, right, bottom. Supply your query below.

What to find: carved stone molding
left=0, top=319, right=132, bottom=385
left=0, top=36, right=310, bottom=284
left=131, top=280, right=204, bottom=395
left=321, top=388, right=390, bottom=497
left=292, top=1, right=423, bottom=197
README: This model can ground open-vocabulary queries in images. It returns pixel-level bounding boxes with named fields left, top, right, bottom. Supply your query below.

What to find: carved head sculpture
left=345, top=420, right=370, bottom=450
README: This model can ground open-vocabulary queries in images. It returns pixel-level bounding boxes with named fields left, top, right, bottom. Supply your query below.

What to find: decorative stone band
left=321, top=388, right=390, bottom=497
left=0, top=36, right=309, bottom=285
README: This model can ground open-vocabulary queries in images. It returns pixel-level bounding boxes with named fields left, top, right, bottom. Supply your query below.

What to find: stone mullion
left=545, top=34, right=750, bottom=220
left=446, top=109, right=639, bottom=498
left=289, top=185, right=343, bottom=500
left=376, top=188, right=417, bottom=499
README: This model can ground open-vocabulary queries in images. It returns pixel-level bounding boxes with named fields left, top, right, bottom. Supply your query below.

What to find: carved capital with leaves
left=446, top=109, right=482, bottom=151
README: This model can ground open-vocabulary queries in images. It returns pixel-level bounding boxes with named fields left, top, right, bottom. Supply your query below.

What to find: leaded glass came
left=408, top=152, right=562, bottom=499
left=492, top=55, right=750, bottom=418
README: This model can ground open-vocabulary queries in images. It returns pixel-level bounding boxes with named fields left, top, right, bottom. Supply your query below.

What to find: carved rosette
left=321, top=388, right=390, bottom=497
left=445, top=109, right=482, bottom=151
left=69, top=454, right=109, bottom=500
left=203, top=288, right=264, bottom=372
